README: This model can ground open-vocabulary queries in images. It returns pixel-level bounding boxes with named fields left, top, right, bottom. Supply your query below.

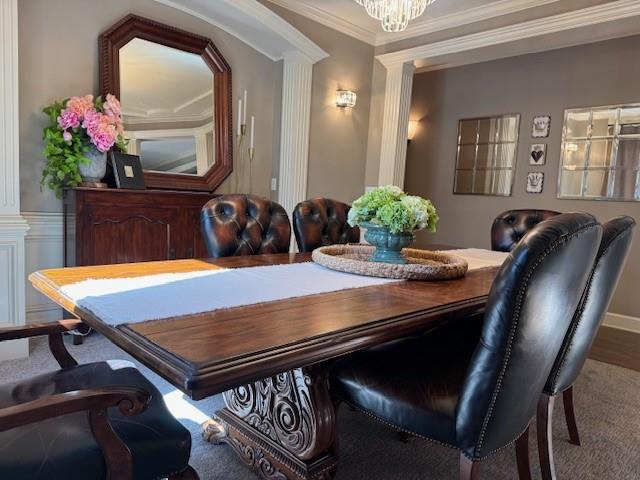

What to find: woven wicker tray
left=311, top=244, right=468, bottom=280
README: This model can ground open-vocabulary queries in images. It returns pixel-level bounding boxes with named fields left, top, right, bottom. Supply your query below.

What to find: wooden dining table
left=29, top=250, right=498, bottom=480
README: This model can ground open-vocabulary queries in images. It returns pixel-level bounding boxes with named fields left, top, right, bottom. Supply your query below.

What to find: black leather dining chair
left=201, top=194, right=291, bottom=257
left=0, top=319, right=198, bottom=480
left=537, top=215, right=636, bottom=480
left=331, top=213, right=602, bottom=480
left=491, top=209, right=561, bottom=252
left=293, top=198, right=360, bottom=252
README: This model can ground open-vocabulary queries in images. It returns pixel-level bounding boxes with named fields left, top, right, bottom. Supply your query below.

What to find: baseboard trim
left=26, top=303, right=63, bottom=324
left=602, top=312, right=640, bottom=334
left=590, top=325, right=640, bottom=372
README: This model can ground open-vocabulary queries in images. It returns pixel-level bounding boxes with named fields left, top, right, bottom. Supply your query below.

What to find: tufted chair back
left=455, top=213, right=601, bottom=459
left=201, top=194, right=291, bottom=258
left=293, top=198, right=360, bottom=253
left=491, top=209, right=561, bottom=252
left=544, top=216, right=635, bottom=396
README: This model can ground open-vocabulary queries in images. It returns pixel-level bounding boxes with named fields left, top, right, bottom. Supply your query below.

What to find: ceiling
left=266, top=0, right=561, bottom=46
left=120, top=38, right=213, bottom=124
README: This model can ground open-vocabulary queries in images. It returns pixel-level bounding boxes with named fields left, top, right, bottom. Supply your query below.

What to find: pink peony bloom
left=58, top=109, right=81, bottom=130
left=62, top=131, right=73, bottom=143
left=89, top=123, right=117, bottom=152
left=104, top=94, right=122, bottom=119
left=66, top=94, right=94, bottom=118
left=82, top=109, right=102, bottom=132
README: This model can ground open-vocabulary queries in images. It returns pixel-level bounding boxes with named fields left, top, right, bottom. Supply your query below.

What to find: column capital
left=282, top=49, right=317, bottom=66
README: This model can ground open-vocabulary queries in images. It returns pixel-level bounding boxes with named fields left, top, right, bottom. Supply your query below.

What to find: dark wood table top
left=30, top=251, right=498, bottom=400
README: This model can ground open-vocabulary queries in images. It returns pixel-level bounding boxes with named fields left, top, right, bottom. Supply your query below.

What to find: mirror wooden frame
left=99, top=14, right=232, bottom=192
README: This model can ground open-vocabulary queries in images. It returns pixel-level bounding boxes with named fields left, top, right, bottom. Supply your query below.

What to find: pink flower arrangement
left=57, top=93, right=125, bottom=152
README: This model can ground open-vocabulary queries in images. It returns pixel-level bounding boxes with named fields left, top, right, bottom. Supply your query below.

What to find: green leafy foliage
left=348, top=186, right=438, bottom=234
left=41, top=100, right=90, bottom=198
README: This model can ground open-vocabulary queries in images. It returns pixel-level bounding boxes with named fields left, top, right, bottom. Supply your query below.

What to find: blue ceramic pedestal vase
left=363, top=223, right=415, bottom=264
left=78, top=147, right=107, bottom=183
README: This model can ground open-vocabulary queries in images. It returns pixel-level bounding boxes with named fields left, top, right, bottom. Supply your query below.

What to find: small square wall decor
left=532, top=115, right=551, bottom=138
left=530, top=144, right=547, bottom=165
left=526, top=172, right=544, bottom=194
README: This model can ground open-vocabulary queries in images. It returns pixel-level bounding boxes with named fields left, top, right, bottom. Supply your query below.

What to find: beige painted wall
left=263, top=2, right=374, bottom=204
left=405, top=35, right=640, bottom=318
left=18, top=0, right=282, bottom=212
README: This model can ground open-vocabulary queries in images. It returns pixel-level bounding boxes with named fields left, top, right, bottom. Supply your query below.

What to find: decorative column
left=378, top=61, right=415, bottom=188
left=0, top=0, right=29, bottom=360
left=277, top=51, right=313, bottom=216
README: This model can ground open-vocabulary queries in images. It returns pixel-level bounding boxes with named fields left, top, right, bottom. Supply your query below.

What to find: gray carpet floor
left=1, top=333, right=638, bottom=480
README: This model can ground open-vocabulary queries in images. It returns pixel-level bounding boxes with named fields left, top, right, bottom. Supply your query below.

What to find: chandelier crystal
left=354, top=0, right=436, bottom=32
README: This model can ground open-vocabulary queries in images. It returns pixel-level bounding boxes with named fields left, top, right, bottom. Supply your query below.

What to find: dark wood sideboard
left=64, top=188, right=218, bottom=266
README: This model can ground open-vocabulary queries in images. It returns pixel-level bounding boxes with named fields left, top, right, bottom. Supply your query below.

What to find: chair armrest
left=0, top=386, right=150, bottom=480
left=0, top=319, right=84, bottom=369
left=0, top=319, right=84, bottom=342
left=0, top=385, right=149, bottom=432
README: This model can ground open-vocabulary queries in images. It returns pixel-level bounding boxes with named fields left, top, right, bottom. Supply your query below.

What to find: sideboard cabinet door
left=87, top=207, right=174, bottom=265
left=66, top=188, right=217, bottom=266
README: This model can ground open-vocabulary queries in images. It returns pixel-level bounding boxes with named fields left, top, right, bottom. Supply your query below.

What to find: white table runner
left=445, top=248, right=510, bottom=271
left=60, top=248, right=509, bottom=326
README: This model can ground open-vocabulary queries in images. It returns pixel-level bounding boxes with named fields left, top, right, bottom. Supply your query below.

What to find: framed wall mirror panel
left=453, top=114, right=520, bottom=196
left=558, top=104, right=640, bottom=201
left=100, top=14, right=233, bottom=191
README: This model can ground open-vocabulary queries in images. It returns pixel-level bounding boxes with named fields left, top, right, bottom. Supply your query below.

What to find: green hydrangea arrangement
left=348, top=186, right=438, bottom=234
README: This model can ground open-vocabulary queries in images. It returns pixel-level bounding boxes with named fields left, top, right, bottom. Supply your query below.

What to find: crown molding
left=266, top=0, right=376, bottom=45
left=265, top=0, right=561, bottom=47
left=375, top=0, right=560, bottom=46
left=376, top=0, right=640, bottom=68
left=126, top=122, right=214, bottom=140
left=152, top=0, right=328, bottom=63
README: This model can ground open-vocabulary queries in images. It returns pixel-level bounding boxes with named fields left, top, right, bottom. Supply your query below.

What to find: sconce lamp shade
left=336, top=90, right=357, bottom=108
left=408, top=120, right=419, bottom=140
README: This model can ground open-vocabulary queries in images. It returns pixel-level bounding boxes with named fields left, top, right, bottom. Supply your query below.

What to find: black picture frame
left=110, top=152, right=146, bottom=189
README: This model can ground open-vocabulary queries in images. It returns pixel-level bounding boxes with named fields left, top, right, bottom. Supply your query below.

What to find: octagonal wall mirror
left=100, top=15, right=232, bottom=191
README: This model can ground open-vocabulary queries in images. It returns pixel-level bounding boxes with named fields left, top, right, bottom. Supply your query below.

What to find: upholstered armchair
left=201, top=194, right=291, bottom=257
left=538, top=216, right=636, bottom=480
left=491, top=209, right=561, bottom=252
left=331, top=213, right=602, bottom=479
left=0, top=319, right=198, bottom=480
left=293, top=198, right=360, bottom=252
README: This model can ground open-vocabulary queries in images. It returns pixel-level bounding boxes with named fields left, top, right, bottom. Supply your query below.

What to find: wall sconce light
left=407, top=120, right=419, bottom=141
left=336, top=90, right=357, bottom=108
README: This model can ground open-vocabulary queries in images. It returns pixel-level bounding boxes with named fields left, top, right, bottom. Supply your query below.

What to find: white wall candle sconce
left=335, top=90, right=357, bottom=108
left=237, top=90, right=248, bottom=147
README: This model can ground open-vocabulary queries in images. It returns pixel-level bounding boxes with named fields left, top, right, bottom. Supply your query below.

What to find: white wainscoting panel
left=23, top=212, right=65, bottom=324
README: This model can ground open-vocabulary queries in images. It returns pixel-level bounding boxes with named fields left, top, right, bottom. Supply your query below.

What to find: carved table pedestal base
left=202, top=367, right=337, bottom=480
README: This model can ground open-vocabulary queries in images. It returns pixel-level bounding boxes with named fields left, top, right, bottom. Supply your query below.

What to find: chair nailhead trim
left=474, top=222, right=600, bottom=458
left=546, top=222, right=635, bottom=394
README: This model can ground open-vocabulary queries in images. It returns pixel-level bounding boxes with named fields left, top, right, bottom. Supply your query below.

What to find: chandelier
left=354, top=0, right=436, bottom=32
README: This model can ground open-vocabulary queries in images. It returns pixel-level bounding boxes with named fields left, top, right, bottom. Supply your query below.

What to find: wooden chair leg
left=537, top=393, right=557, bottom=480
left=515, top=426, right=532, bottom=480
left=562, top=386, right=581, bottom=446
left=459, top=454, right=480, bottom=480
left=168, top=465, right=199, bottom=479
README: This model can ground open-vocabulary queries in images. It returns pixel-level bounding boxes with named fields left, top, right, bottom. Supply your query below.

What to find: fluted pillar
left=378, top=61, right=415, bottom=188
left=278, top=51, right=313, bottom=216
left=0, top=0, right=29, bottom=360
